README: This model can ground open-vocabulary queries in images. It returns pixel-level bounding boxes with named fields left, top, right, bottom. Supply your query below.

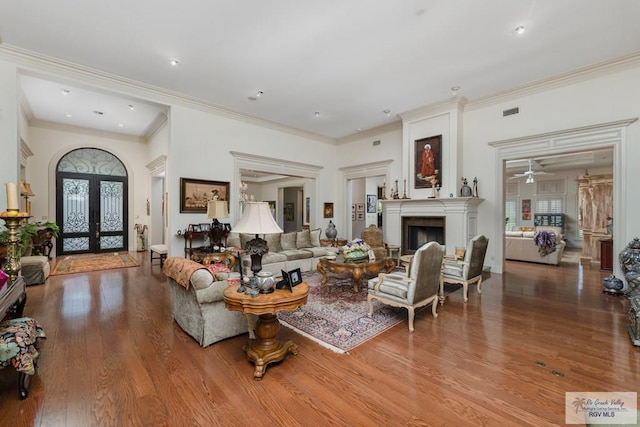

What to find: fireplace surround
left=381, top=198, right=484, bottom=256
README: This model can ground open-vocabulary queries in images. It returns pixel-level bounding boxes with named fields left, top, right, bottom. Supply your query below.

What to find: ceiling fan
left=509, top=159, right=553, bottom=183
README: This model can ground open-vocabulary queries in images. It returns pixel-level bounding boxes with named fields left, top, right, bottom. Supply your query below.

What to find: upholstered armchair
left=361, top=224, right=387, bottom=259
left=366, top=241, right=445, bottom=332
left=441, top=235, right=489, bottom=302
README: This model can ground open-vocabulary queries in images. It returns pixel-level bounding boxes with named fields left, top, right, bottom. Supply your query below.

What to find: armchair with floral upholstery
left=361, top=224, right=387, bottom=260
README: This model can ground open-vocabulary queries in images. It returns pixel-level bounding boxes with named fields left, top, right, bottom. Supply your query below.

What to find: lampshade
left=20, top=181, right=35, bottom=197
left=206, top=200, right=229, bottom=219
left=233, top=201, right=282, bottom=235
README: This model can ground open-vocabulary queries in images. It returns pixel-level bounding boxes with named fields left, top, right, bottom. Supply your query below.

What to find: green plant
left=0, top=221, right=60, bottom=249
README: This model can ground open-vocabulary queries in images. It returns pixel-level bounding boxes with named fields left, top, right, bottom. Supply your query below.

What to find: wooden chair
left=441, top=235, right=489, bottom=302
left=366, top=241, right=445, bottom=332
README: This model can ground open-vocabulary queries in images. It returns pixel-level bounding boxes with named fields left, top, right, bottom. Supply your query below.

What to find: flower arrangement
left=342, top=238, right=370, bottom=257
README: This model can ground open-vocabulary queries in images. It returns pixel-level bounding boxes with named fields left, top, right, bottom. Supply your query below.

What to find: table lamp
left=207, top=200, right=229, bottom=249
left=232, top=201, right=283, bottom=281
left=19, top=180, right=35, bottom=218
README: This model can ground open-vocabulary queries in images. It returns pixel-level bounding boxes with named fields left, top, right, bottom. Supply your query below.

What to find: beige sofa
left=505, top=226, right=566, bottom=265
left=163, top=257, right=251, bottom=347
left=227, top=228, right=331, bottom=276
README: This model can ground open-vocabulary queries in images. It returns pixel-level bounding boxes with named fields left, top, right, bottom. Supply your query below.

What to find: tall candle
left=5, top=182, right=18, bottom=210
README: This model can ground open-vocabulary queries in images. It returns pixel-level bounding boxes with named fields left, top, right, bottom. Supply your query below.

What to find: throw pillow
left=264, top=233, right=282, bottom=253
left=296, top=229, right=312, bottom=248
left=310, top=228, right=322, bottom=247
left=205, top=263, right=231, bottom=281
left=281, top=232, right=297, bottom=250
left=240, top=233, right=255, bottom=248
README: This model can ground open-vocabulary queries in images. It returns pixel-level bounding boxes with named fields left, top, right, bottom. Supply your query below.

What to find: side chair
left=441, top=234, right=489, bottom=302
left=366, top=241, right=445, bottom=332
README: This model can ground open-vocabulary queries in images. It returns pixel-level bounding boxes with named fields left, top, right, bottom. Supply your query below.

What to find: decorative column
left=1, top=210, right=22, bottom=284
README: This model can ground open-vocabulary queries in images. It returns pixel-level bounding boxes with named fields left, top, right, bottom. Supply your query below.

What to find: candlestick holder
left=381, top=184, right=387, bottom=200
left=393, top=180, right=400, bottom=200
left=1, top=210, right=22, bottom=284
left=401, top=178, right=410, bottom=199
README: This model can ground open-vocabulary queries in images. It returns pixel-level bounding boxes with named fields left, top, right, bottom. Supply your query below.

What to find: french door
left=56, top=173, right=128, bottom=255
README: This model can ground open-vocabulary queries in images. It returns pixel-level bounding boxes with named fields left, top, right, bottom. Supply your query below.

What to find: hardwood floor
left=1, top=254, right=638, bottom=426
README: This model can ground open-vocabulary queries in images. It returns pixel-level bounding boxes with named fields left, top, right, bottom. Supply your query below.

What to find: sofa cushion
left=265, top=233, right=282, bottom=253
left=280, top=249, right=313, bottom=261
left=523, top=231, right=536, bottom=238
left=243, top=251, right=287, bottom=267
left=190, top=268, right=215, bottom=290
left=302, top=247, right=331, bottom=257
left=505, top=231, right=523, bottom=237
left=205, top=263, right=231, bottom=280
left=310, top=228, right=322, bottom=247
left=281, top=232, right=297, bottom=250
left=296, top=229, right=312, bottom=248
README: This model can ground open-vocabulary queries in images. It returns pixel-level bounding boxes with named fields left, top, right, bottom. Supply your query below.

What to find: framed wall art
left=522, top=199, right=531, bottom=220
left=284, top=202, right=295, bottom=221
left=305, top=197, right=310, bottom=224
left=414, top=135, right=442, bottom=189
left=356, top=203, right=364, bottom=212
left=366, top=194, right=377, bottom=213
left=180, top=178, right=230, bottom=213
left=323, top=202, right=334, bottom=218
left=356, top=212, right=365, bottom=221
left=266, top=200, right=276, bottom=218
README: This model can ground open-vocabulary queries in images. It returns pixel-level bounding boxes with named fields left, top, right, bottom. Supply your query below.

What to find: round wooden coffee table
left=223, top=282, right=309, bottom=380
left=317, top=256, right=396, bottom=292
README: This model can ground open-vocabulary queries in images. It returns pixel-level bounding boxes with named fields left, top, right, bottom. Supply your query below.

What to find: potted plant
left=0, top=221, right=60, bottom=257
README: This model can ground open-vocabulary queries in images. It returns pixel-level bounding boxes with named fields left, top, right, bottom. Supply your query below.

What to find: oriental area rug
left=278, top=271, right=462, bottom=354
left=51, top=252, right=140, bottom=276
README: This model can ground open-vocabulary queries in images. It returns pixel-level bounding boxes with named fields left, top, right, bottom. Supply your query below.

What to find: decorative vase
left=619, top=238, right=640, bottom=296
left=602, top=275, right=624, bottom=295
left=256, top=271, right=275, bottom=294
left=325, top=220, right=337, bottom=240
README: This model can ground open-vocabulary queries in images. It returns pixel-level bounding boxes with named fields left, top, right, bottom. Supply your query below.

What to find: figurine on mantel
left=460, top=178, right=472, bottom=197
left=472, top=177, right=479, bottom=197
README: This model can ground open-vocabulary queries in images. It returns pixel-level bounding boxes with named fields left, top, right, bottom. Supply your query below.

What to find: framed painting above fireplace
left=414, top=135, right=442, bottom=189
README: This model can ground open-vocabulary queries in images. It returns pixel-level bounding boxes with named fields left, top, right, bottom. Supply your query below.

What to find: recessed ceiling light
left=64, top=113, right=72, bottom=118
left=255, top=91, right=263, bottom=98
left=514, top=26, right=525, bottom=35
left=383, top=109, right=391, bottom=117
left=451, top=86, right=461, bottom=96
left=61, top=89, right=70, bottom=95
left=118, top=123, right=124, bottom=128
left=170, top=59, right=180, bottom=66
left=128, top=104, right=134, bottom=110
left=314, top=111, right=320, bottom=117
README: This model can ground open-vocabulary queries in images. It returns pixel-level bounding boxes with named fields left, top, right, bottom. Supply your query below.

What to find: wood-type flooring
left=1, top=253, right=638, bottom=426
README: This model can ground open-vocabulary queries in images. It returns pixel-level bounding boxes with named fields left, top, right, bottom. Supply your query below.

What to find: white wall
left=464, top=66, right=640, bottom=271
left=166, top=105, right=336, bottom=257
left=0, top=61, right=19, bottom=208
left=27, top=123, right=150, bottom=251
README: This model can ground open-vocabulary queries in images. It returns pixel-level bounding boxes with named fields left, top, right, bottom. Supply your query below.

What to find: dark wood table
left=223, top=282, right=309, bottom=380
left=317, top=256, right=396, bottom=292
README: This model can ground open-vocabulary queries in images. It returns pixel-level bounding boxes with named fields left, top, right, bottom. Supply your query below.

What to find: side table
left=223, top=282, right=309, bottom=380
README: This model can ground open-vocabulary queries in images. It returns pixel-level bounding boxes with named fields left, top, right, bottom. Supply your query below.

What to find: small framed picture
left=356, top=203, right=365, bottom=212
left=366, top=194, right=377, bottom=213
left=323, top=202, right=334, bottom=218
left=288, top=268, right=303, bottom=287
left=352, top=204, right=356, bottom=213
left=351, top=212, right=355, bottom=221
left=278, top=269, right=293, bottom=292
left=356, top=212, right=365, bottom=221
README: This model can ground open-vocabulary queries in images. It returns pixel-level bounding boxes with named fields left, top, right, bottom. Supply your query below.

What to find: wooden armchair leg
left=18, top=372, right=30, bottom=400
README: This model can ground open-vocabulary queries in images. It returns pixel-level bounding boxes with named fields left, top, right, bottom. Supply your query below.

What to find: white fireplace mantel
left=381, top=197, right=484, bottom=254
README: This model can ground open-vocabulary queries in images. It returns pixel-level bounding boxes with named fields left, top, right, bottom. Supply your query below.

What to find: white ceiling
left=2, top=1, right=640, bottom=139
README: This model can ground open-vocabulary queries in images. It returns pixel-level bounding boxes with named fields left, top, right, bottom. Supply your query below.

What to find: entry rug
left=278, top=271, right=461, bottom=354
left=51, top=253, right=139, bottom=275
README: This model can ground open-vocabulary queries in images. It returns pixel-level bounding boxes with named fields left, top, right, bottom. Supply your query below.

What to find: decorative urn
left=602, top=275, right=624, bottom=295
left=325, top=220, right=337, bottom=240
left=255, top=271, right=275, bottom=294
left=619, top=237, right=640, bottom=296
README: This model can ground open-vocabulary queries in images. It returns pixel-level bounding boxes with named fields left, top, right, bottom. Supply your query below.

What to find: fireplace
left=402, top=216, right=445, bottom=255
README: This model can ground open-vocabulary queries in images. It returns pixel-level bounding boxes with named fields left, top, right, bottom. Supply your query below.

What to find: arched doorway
left=56, top=148, right=129, bottom=255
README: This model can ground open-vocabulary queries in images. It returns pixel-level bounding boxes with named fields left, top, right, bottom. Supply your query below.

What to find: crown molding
left=0, top=44, right=335, bottom=145
left=399, top=97, right=467, bottom=123
left=145, top=155, right=167, bottom=177
left=143, top=112, right=168, bottom=141
left=230, top=151, right=324, bottom=179
left=29, top=118, right=145, bottom=143
left=466, top=52, right=640, bottom=111
left=336, top=121, right=402, bottom=144
left=339, top=159, right=393, bottom=180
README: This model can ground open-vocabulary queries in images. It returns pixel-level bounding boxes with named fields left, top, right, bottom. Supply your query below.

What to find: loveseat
left=505, top=226, right=566, bottom=265
left=227, top=228, right=331, bottom=276
left=163, top=257, right=251, bottom=347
